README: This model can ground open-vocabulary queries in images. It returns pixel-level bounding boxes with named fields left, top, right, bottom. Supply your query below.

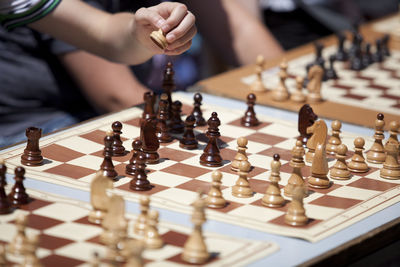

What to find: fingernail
left=161, top=24, right=169, bottom=33
left=166, top=33, right=175, bottom=43
left=156, top=19, right=165, bottom=28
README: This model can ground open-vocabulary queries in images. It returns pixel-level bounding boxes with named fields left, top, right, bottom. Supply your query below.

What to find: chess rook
left=21, top=127, right=43, bottom=166
left=200, top=112, right=223, bottom=167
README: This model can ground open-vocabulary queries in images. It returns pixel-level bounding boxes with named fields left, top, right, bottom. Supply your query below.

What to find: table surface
left=195, top=15, right=400, bottom=130
left=2, top=92, right=400, bottom=267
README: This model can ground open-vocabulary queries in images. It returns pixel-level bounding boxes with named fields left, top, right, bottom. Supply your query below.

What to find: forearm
left=60, top=50, right=149, bottom=113
left=30, top=0, right=154, bottom=64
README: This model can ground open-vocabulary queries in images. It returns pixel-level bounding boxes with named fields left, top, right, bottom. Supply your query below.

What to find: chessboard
left=372, top=15, right=400, bottom=39
left=1, top=92, right=400, bottom=242
left=0, top=187, right=278, bottom=266
left=196, top=36, right=400, bottom=129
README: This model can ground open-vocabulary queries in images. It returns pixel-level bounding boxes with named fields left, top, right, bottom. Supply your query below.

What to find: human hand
left=135, top=2, right=196, bottom=55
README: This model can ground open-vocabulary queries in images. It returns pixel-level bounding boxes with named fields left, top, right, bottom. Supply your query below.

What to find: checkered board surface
left=0, top=188, right=278, bottom=267
left=372, top=16, right=400, bottom=38
left=1, top=92, right=400, bottom=242
left=241, top=48, right=400, bottom=116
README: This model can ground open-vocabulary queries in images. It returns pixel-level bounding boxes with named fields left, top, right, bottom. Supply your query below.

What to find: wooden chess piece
left=325, top=55, right=338, bottom=80
left=362, top=43, right=373, bottom=68
left=250, top=65, right=266, bottom=92
left=190, top=93, right=206, bottom=127
left=231, top=137, right=249, bottom=172
left=372, top=39, right=384, bottom=63
left=0, top=244, right=7, bottom=266
left=272, top=61, right=290, bottom=101
left=22, top=234, right=42, bottom=267
left=168, top=100, right=185, bottom=134
left=150, top=29, right=167, bottom=49
left=134, top=195, right=150, bottom=236
left=330, top=144, right=351, bottom=180
left=335, top=32, right=348, bottom=61
left=284, top=186, right=308, bottom=226
left=21, top=127, right=43, bottom=166
left=256, top=54, right=265, bottom=70
left=162, top=62, right=175, bottom=118
left=156, top=98, right=173, bottom=143
left=305, top=120, right=328, bottom=163
left=100, top=195, right=128, bottom=255
left=262, top=154, right=285, bottom=207
left=200, top=112, right=223, bottom=167
left=284, top=140, right=306, bottom=197
left=130, top=153, right=152, bottom=191
left=144, top=210, right=164, bottom=249
left=182, top=191, right=209, bottom=264
left=140, top=118, right=160, bottom=164
left=348, top=137, right=369, bottom=173
left=385, top=121, right=399, bottom=147
left=0, top=159, right=12, bottom=214
left=241, top=93, right=260, bottom=127
left=142, top=91, right=156, bottom=122
left=124, top=239, right=145, bottom=267
left=126, top=140, right=142, bottom=176
left=205, top=171, right=226, bottom=209
left=306, top=65, right=324, bottom=103
left=180, top=115, right=198, bottom=150
left=90, top=252, right=101, bottom=267
left=291, top=76, right=306, bottom=103
left=100, top=130, right=118, bottom=181
left=8, top=213, right=29, bottom=255
left=367, top=113, right=386, bottom=164
left=232, top=161, right=253, bottom=198
left=8, top=166, right=30, bottom=206
left=380, top=141, right=400, bottom=180
left=89, top=171, right=114, bottom=224
left=308, top=143, right=331, bottom=189
left=111, top=121, right=126, bottom=156
left=326, top=120, right=342, bottom=155
left=298, top=104, right=318, bottom=147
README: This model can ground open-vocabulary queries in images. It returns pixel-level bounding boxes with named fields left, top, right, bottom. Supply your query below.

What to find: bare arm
left=59, top=50, right=149, bottom=113
left=185, top=0, right=283, bottom=66
left=30, top=0, right=196, bottom=64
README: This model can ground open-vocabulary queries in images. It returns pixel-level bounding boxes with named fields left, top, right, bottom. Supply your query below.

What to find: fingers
left=165, top=11, right=196, bottom=43
left=161, top=3, right=188, bottom=33
left=165, top=40, right=192, bottom=55
left=135, top=7, right=166, bottom=28
left=166, top=24, right=197, bottom=50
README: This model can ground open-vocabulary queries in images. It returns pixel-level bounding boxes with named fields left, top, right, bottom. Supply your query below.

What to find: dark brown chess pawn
left=156, top=99, right=173, bottom=143
left=111, top=121, right=126, bottom=157
left=142, top=91, right=156, bottom=122
left=169, top=100, right=185, bottom=134
left=162, top=62, right=175, bottom=119
left=298, top=104, right=318, bottom=147
left=126, top=140, right=142, bottom=176
left=21, top=127, right=43, bottom=166
left=200, top=112, right=223, bottom=167
left=241, top=93, right=260, bottom=127
left=100, top=131, right=118, bottom=181
left=180, top=115, right=198, bottom=150
left=140, top=118, right=160, bottom=164
left=190, top=93, right=206, bottom=127
left=8, top=166, right=30, bottom=206
left=0, top=159, right=12, bottom=214
left=130, top=153, right=152, bottom=191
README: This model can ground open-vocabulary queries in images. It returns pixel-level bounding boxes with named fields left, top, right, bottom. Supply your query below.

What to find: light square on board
left=66, top=155, right=104, bottom=171
left=147, top=171, right=192, bottom=187
left=305, top=204, right=344, bottom=220
left=54, top=242, right=106, bottom=262
left=44, top=222, right=102, bottom=242
left=195, top=171, right=238, bottom=187
left=218, top=124, right=257, bottom=139
left=152, top=188, right=198, bottom=206
left=33, top=203, right=90, bottom=222
left=56, top=136, right=104, bottom=154
left=258, top=123, right=299, bottom=139
left=226, top=139, right=271, bottom=154
left=143, top=244, right=182, bottom=261
left=327, top=186, right=381, bottom=201
left=228, top=204, right=284, bottom=221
